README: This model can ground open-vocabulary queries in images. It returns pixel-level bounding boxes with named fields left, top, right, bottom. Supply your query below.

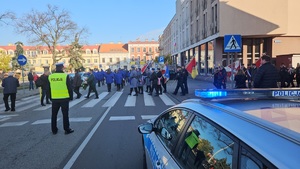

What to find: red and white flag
left=185, top=57, right=196, bottom=74
left=141, top=61, right=152, bottom=73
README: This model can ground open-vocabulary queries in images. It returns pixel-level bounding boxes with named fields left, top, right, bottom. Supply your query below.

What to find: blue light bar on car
left=195, top=88, right=300, bottom=99
left=195, top=90, right=227, bottom=98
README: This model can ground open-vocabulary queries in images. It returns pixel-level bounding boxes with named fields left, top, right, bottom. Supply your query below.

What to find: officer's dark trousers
left=174, top=81, right=184, bottom=95
left=51, top=101, right=70, bottom=132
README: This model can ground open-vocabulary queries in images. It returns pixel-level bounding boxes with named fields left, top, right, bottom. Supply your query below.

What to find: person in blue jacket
left=104, top=68, right=114, bottom=92
left=114, top=69, right=123, bottom=91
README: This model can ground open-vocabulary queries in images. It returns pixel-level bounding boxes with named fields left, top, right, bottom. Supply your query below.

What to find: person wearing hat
left=253, top=55, right=279, bottom=88
left=2, top=71, right=20, bottom=111
left=128, top=65, right=138, bottom=96
left=48, top=62, right=74, bottom=135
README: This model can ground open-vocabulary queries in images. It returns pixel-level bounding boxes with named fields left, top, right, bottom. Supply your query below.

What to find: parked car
left=138, top=88, right=300, bottom=169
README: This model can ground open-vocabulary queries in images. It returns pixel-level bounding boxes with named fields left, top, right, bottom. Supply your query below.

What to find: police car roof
left=171, top=88, right=300, bottom=168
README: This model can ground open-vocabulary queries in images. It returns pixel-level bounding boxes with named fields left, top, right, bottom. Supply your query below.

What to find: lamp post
left=98, top=45, right=101, bottom=69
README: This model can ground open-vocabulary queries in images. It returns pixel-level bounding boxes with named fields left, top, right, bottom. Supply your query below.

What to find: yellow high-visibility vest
left=48, top=73, right=69, bottom=99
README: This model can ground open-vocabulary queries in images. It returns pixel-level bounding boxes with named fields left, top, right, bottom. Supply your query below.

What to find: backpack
left=35, top=77, right=43, bottom=87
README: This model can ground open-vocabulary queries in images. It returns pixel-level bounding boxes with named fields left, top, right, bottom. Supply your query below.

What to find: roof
left=99, top=43, right=128, bottom=53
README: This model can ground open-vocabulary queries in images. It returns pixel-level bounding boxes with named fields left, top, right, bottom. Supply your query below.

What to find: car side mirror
left=138, top=123, right=153, bottom=134
left=161, top=128, right=172, bottom=140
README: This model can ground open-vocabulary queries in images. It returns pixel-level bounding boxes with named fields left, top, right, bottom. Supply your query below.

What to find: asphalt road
left=0, top=78, right=216, bottom=169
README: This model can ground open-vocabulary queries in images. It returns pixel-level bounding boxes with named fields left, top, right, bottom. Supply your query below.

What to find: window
left=143, top=47, right=146, bottom=52
left=116, top=58, right=120, bottom=63
left=131, top=47, right=134, bottom=52
left=176, top=115, right=235, bottom=169
left=149, top=47, right=152, bottom=53
left=102, top=58, right=105, bottom=63
left=86, top=49, right=91, bottom=54
left=94, top=59, right=98, bottom=63
left=43, top=50, right=48, bottom=54
left=93, top=49, right=98, bottom=54
left=240, top=144, right=275, bottom=169
left=137, top=47, right=140, bottom=52
left=154, top=109, right=190, bottom=152
left=109, top=58, right=112, bottom=63
left=87, top=59, right=90, bottom=63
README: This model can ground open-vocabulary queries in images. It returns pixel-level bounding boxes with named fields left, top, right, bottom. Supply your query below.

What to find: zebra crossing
left=0, top=90, right=176, bottom=127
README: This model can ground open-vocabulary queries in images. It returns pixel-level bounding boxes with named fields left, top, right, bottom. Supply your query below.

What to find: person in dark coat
left=295, top=63, right=300, bottom=87
left=2, top=72, right=20, bottom=111
left=85, top=69, right=99, bottom=99
left=104, top=68, right=115, bottom=92
left=149, top=68, right=158, bottom=96
left=40, top=71, right=51, bottom=106
left=73, top=69, right=82, bottom=99
left=254, top=55, right=279, bottom=88
left=27, top=70, right=34, bottom=90
left=156, top=68, right=163, bottom=95
left=173, top=67, right=185, bottom=96
left=234, top=69, right=247, bottom=88
left=181, top=66, right=189, bottom=94
left=279, top=63, right=289, bottom=87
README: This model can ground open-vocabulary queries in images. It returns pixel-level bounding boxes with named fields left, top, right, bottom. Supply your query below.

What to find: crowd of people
left=214, top=55, right=300, bottom=89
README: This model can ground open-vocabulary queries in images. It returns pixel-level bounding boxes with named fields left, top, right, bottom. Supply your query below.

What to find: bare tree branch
left=15, top=4, right=79, bottom=70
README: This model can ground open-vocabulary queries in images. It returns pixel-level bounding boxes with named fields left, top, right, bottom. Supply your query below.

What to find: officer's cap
left=131, top=65, right=135, bottom=69
left=157, top=68, right=161, bottom=70
left=55, top=62, right=64, bottom=68
left=151, top=68, right=155, bottom=70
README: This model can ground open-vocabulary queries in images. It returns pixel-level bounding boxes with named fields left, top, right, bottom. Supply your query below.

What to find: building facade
left=0, top=40, right=160, bottom=72
left=160, top=0, right=300, bottom=75
left=127, top=39, right=160, bottom=67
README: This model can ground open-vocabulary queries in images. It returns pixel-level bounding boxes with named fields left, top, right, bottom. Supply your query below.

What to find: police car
left=138, top=88, right=300, bottom=169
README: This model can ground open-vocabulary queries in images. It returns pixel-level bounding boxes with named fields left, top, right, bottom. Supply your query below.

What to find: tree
left=0, top=11, right=15, bottom=26
left=15, top=4, right=78, bottom=70
left=67, top=32, right=85, bottom=71
left=11, top=41, right=24, bottom=70
left=0, top=50, right=12, bottom=71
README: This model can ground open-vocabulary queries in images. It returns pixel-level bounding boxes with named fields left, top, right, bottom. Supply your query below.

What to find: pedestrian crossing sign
left=224, top=34, right=242, bottom=52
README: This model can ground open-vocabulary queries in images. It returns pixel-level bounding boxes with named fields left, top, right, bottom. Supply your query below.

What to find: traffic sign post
left=17, top=55, right=27, bottom=94
left=158, top=56, right=164, bottom=65
left=224, top=35, right=242, bottom=88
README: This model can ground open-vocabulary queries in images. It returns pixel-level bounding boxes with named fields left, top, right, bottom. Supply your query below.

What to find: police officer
left=48, top=62, right=74, bottom=135
left=173, top=66, right=185, bottom=96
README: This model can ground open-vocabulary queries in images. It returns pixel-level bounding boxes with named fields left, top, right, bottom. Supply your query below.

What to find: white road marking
left=141, top=115, right=158, bottom=120
left=69, top=117, right=92, bottom=122
left=0, top=121, right=28, bottom=127
left=159, top=93, right=175, bottom=106
left=82, top=92, right=108, bottom=107
left=0, top=97, right=40, bottom=112
left=64, top=107, right=112, bottom=169
left=124, top=95, right=136, bottom=107
left=102, top=92, right=122, bottom=107
left=31, top=119, right=53, bottom=125
left=144, top=93, right=155, bottom=106
left=109, top=116, right=135, bottom=121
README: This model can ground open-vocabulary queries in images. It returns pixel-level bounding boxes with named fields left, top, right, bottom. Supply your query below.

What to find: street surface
left=0, top=78, right=215, bottom=169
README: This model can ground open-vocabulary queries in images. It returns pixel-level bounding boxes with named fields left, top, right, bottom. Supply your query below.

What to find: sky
left=0, top=0, right=175, bottom=46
